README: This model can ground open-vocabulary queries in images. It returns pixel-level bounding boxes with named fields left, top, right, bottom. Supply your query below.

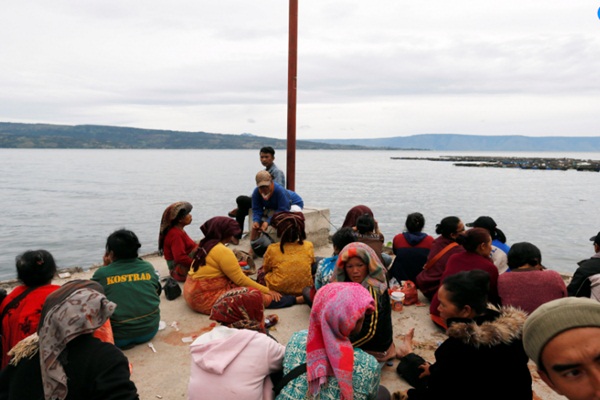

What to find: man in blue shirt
left=250, top=170, right=303, bottom=241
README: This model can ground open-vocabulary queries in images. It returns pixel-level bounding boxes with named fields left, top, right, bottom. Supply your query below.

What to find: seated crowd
left=2, top=195, right=599, bottom=400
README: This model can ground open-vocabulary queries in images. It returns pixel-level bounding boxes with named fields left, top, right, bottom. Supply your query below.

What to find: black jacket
left=0, top=334, right=138, bottom=400
left=567, top=256, right=600, bottom=297
left=401, top=307, right=532, bottom=400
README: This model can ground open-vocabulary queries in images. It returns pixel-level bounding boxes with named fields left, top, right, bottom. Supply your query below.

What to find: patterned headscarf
left=193, top=217, right=242, bottom=270
left=158, top=201, right=193, bottom=251
left=37, top=280, right=116, bottom=400
left=209, top=287, right=265, bottom=333
left=270, top=211, right=306, bottom=253
left=307, top=282, right=375, bottom=400
left=341, top=205, right=374, bottom=229
left=334, top=242, right=388, bottom=295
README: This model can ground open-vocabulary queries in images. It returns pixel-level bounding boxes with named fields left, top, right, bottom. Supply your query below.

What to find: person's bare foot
left=396, top=328, right=415, bottom=359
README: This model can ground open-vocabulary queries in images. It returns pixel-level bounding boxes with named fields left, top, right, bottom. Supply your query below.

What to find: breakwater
left=392, top=156, right=600, bottom=171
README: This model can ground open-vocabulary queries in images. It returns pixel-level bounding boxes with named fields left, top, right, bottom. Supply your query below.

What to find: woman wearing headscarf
left=158, top=201, right=198, bottom=282
left=342, top=205, right=375, bottom=229
left=184, top=216, right=289, bottom=315
left=0, top=280, right=138, bottom=400
left=188, top=287, right=285, bottom=400
left=261, top=212, right=314, bottom=299
left=332, top=242, right=395, bottom=363
left=0, top=250, right=60, bottom=369
left=276, top=282, right=390, bottom=400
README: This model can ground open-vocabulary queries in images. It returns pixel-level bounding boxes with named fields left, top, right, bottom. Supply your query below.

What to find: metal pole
left=286, top=0, right=298, bottom=191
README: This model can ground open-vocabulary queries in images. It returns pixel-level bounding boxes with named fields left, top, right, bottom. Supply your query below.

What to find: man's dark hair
left=332, top=227, right=356, bottom=253
left=260, top=146, right=275, bottom=156
left=442, top=270, right=490, bottom=315
left=106, top=229, right=141, bottom=260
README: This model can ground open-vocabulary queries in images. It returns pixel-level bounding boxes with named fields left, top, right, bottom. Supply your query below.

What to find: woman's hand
left=269, top=290, right=282, bottom=302
left=418, top=362, right=431, bottom=378
left=260, top=221, right=269, bottom=231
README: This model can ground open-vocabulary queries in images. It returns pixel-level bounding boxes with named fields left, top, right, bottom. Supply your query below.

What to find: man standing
left=523, top=297, right=600, bottom=400
left=259, top=146, right=285, bottom=187
left=567, top=232, right=600, bottom=297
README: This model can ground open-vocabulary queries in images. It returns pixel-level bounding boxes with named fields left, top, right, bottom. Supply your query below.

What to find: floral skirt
left=184, top=275, right=237, bottom=315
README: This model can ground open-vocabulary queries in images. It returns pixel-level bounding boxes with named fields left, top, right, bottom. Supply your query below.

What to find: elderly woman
left=188, top=287, right=285, bottom=400
left=276, top=282, right=390, bottom=400
left=184, top=216, right=292, bottom=315
left=261, top=212, right=314, bottom=299
left=0, top=250, right=60, bottom=369
left=159, top=201, right=198, bottom=282
left=395, top=270, right=532, bottom=400
left=429, top=227, right=499, bottom=329
left=0, top=280, right=138, bottom=399
left=498, top=242, right=566, bottom=314
left=332, top=242, right=394, bottom=362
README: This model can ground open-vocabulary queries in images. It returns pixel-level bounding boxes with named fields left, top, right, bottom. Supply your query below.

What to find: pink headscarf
left=307, top=282, right=375, bottom=400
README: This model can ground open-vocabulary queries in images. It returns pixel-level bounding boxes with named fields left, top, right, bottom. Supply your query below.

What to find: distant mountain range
left=0, top=122, right=364, bottom=150
left=1, top=122, right=598, bottom=151
left=312, top=134, right=600, bottom=152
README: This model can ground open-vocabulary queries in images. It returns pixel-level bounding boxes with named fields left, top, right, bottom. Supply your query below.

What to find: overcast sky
left=1, top=1, right=599, bottom=139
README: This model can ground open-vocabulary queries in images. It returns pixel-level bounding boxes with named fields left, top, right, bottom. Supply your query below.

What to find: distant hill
left=312, top=134, right=600, bottom=152
left=0, top=122, right=367, bottom=150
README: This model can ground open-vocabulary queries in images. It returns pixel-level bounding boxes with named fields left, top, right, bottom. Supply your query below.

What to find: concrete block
left=248, top=207, right=331, bottom=248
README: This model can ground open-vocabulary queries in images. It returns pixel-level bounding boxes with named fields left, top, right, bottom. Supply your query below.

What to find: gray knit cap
left=523, top=297, right=600, bottom=366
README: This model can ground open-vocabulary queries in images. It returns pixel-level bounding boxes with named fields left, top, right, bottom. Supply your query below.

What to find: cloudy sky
left=1, top=1, right=598, bottom=139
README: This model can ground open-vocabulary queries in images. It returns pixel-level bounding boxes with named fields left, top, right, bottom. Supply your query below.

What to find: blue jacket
left=251, top=182, right=303, bottom=223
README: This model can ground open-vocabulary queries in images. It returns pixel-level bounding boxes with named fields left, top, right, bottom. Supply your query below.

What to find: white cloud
left=0, top=0, right=598, bottom=138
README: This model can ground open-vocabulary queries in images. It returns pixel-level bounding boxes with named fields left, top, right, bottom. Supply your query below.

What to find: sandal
left=265, top=314, right=279, bottom=329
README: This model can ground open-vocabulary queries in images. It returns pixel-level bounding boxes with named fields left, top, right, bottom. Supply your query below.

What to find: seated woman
left=341, top=205, right=375, bottom=229
left=276, top=282, right=390, bottom=400
left=188, top=287, right=285, bottom=400
left=355, top=213, right=388, bottom=267
left=390, top=212, right=434, bottom=284
left=184, top=216, right=294, bottom=315
left=0, top=280, right=139, bottom=399
left=0, top=250, right=60, bottom=369
left=395, top=270, right=532, bottom=400
left=92, top=229, right=161, bottom=349
left=498, top=242, right=566, bottom=314
left=332, top=242, right=394, bottom=362
left=416, top=216, right=465, bottom=301
left=158, top=201, right=198, bottom=282
left=429, top=228, right=499, bottom=329
left=342, top=205, right=391, bottom=267
left=301, top=227, right=356, bottom=306
left=261, top=212, right=314, bottom=298
left=467, top=216, right=510, bottom=274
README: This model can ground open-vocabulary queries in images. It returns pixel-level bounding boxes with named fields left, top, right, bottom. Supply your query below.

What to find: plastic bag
left=399, top=280, right=419, bottom=306
left=162, top=277, right=182, bottom=301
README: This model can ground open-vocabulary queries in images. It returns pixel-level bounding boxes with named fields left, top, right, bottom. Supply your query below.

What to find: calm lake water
left=1, top=148, right=599, bottom=281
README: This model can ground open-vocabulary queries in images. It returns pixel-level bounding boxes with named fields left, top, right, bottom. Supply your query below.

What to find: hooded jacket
left=187, top=325, right=285, bottom=400
left=406, top=307, right=532, bottom=400
left=391, top=232, right=434, bottom=283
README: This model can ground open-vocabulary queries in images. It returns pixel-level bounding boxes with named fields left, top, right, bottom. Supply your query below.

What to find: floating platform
left=391, top=156, right=600, bottom=171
